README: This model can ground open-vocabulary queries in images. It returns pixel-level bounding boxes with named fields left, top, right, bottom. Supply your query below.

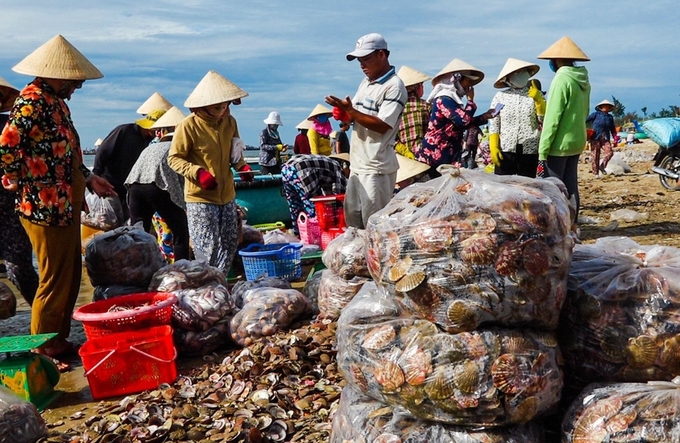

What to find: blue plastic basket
left=238, top=243, right=303, bottom=281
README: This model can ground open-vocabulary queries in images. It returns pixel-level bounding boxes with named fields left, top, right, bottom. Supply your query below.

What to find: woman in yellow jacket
left=306, top=104, right=333, bottom=155
left=168, top=70, right=253, bottom=274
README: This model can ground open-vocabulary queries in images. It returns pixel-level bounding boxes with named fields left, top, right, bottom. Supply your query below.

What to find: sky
left=1, top=0, right=679, bottom=149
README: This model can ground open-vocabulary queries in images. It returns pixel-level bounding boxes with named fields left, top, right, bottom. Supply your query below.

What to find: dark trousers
left=494, top=144, right=539, bottom=178
left=261, top=164, right=281, bottom=175
left=546, top=154, right=581, bottom=220
left=127, top=183, right=190, bottom=260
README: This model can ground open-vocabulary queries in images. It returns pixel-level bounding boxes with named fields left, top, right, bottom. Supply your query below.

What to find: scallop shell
left=395, top=271, right=426, bottom=293
left=412, top=220, right=454, bottom=253
left=599, top=328, right=629, bottom=363
left=382, top=231, right=401, bottom=266
left=452, top=359, right=479, bottom=395
left=532, top=331, right=558, bottom=348
left=491, top=354, right=524, bottom=395
left=374, top=359, right=405, bottom=393
left=522, top=199, right=552, bottom=231
left=572, top=414, right=609, bottom=443
left=348, top=364, right=369, bottom=392
left=626, top=335, right=658, bottom=368
left=446, top=300, right=479, bottom=332
left=366, top=246, right=382, bottom=281
left=577, top=295, right=603, bottom=320
left=494, top=241, right=523, bottom=276
left=424, top=365, right=456, bottom=400
left=466, top=212, right=497, bottom=233
left=388, top=256, right=413, bottom=282
left=661, top=334, right=680, bottom=371
left=399, top=320, right=439, bottom=345
left=460, top=234, right=498, bottom=265
left=400, top=345, right=433, bottom=386
left=605, top=408, right=637, bottom=434
left=502, top=335, right=533, bottom=354
left=362, top=325, right=396, bottom=351
left=521, top=239, right=551, bottom=276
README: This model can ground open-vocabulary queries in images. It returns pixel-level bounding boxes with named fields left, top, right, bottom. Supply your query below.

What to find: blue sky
left=1, top=0, right=678, bottom=149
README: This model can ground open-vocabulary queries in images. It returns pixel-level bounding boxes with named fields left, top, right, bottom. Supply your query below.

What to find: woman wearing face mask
left=417, top=59, right=494, bottom=177
left=306, top=104, right=334, bottom=156
left=259, top=111, right=287, bottom=175
left=488, top=58, right=546, bottom=177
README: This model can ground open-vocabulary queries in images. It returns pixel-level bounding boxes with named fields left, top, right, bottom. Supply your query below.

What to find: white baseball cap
left=346, top=33, right=388, bottom=61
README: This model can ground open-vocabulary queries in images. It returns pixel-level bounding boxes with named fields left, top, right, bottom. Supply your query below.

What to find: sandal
left=49, top=357, right=72, bottom=373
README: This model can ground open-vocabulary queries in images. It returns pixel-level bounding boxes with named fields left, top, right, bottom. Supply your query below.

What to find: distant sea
left=83, top=154, right=95, bottom=169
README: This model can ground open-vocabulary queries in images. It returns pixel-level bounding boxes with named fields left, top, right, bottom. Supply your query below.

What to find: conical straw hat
left=184, top=70, right=248, bottom=108
left=397, top=65, right=431, bottom=87
left=151, top=106, right=186, bottom=129
left=493, top=58, right=540, bottom=89
left=0, top=76, right=19, bottom=112
left=432, top=58, right=484, bottom=86
left=137, top=92, right=173, bottom=114
left=296, top=118, right=312, bottom=130
left=12, top=35, right=103, bottom=80
left=307, top=104, right=332, bottom=120
left=396, top=154, right=430, bottom=183
left=537, top=36, right=590, bottom=61
left=595, top=99, right=615, bottom=111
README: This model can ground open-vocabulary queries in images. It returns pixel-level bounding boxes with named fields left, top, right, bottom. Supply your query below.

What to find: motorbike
left=652, top=142, right=680, bottom=189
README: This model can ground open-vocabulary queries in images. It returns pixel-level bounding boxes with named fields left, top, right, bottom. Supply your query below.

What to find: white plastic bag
left=609, top=208, right=648, bottom=222
left=82, top=192, right=124, bottom=230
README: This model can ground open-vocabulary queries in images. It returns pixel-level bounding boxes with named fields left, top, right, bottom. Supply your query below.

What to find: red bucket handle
left=84, top=346, right=178, bottom=377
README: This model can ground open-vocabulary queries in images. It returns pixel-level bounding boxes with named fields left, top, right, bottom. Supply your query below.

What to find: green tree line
left=610, top=96, right=680, bottom=126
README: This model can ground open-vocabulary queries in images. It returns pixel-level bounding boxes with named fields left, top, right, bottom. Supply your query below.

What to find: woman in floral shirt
left=417, top=59, right=493, bottom=177
left=0, top=35, right=113, bottom=369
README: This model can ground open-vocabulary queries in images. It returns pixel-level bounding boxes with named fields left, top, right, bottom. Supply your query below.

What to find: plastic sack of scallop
left=331, top=385, right=545, bottom=443
left=174, top=318, right=232, bottom=356
left=149, top=259, right=227, bottom=292
left=81, top=193, right=124, bottom=231
left=170, top=284, right=236, bottom=332
left=365, top=169, right=574, bottom=333
left=317, top=269, right=369, bottom=320
left=0, top=385, right=47, bottom=443
left=0, top=281, right=17, bottom=320
left=560, top=237, right=680, bottom=389
left=230, top=289, right=312, bottom=347
left=86, top=225, right=167, bottom=288
left=321, top=227, right=371, bottom=280
left=336, top=282, right=563, bottom=427
left=561, top=377, right=680, bottom=443
left=230, top=275, right=292, bottom=309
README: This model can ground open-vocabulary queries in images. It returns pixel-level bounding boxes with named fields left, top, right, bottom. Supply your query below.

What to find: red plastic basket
left=79, top=325, right=177, bottom=400
left=73, top=292, right=177, bottom=340
left=311, top=194, right=346, bottom=230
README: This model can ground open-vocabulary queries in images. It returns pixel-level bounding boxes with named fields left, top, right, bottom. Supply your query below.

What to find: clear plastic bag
left=172, top=284, right=236, bottom=332
left=366, top=169, right=574, bottom=332
left=331, top=385, right=545, bottom=443
left=317, top=269, right=369, bottom=320
left=174, top=317, right=232, bottom=356
left=149, top=259, right=227, bottom=292
left=0, top=385, right=47, bottom=443
left=85, top=225, right=167, bottom=287
left=302, top=269, right=323, bottom=316
left=321, top=227, right=371, bottom=280
left=81, top=192, right=124, bottom=230
left=561, top=237, right=680, bottom=389
left=230, top=275, right=292, bottom=309
left=229, top=289, right=311, bottom=347
left=561, top=377, right=680, bottom=442
left=337, top=282, right=563, bottom=427
left=0, top=281, right=17, bottom=320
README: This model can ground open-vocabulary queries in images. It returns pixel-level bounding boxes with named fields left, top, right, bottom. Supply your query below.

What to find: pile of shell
left=561, top=377, right=680, bottom=442
left=560, top=237, right=680, bottom=391
left=334, top=169, right=575, bottom=437
left=43, top=320, right=340, bottom=443
left=332, top=384, right=545, bottom=443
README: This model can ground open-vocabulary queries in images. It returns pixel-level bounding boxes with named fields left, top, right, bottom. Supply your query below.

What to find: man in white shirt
left=326, top=33, right=407, bottom=228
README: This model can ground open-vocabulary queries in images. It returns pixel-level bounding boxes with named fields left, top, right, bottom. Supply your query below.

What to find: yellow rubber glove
left=489, top=133, right=502, bottom=167
left=276, top=144, right=284, bottom=151
left=394, top=141, right=415, bottom=159
left=528, top=80, right=546, bottom=117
